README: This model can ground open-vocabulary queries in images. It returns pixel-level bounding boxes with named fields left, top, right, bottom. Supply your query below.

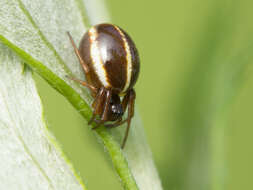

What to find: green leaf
left=0, top=0, right=162, bottom=189
left=0, top=43, right=86, bottom=189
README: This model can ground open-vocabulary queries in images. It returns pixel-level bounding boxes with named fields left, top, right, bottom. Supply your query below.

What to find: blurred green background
left=35, top=0, right=253, bottom=189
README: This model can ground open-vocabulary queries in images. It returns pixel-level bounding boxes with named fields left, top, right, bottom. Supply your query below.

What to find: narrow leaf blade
left=0, top=43, right=86, bottom=190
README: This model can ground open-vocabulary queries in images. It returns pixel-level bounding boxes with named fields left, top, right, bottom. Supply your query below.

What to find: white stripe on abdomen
left=89, top=27, right=110, bottom=88
left=114, top=26, right=132, bottom=92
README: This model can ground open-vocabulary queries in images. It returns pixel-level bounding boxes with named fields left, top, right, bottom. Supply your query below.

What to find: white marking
left=89, top=27, right=110, bottom=88
left=114, top=26, right=132, bottom=92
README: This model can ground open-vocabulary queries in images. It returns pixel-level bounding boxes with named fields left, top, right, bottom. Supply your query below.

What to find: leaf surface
left=0, top=43, right=86, bottom=189
left=0, top=0, right=163, bottom=189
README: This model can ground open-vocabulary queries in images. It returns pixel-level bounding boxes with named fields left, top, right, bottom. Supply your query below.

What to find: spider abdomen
left=79, top=23, right=140, bottom=94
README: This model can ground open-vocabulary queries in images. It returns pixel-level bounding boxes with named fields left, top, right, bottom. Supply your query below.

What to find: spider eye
left=111, top=104, right=123, bottom=120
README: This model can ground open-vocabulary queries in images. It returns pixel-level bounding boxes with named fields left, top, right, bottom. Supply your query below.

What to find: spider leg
left=67, top=76, right=97, bottom=93
left=92, top=89, right=112, bottom=130
left=121, top=89, right=136, bottom=149
left=92, top=118, right=126, bottom=128
left=104, top=118, right=127, bottom=128
left=88, top=87, right=106, bottom=125
left=67, top=32, right=89, bottom=74
left=66, top=32, right=97, bottom=94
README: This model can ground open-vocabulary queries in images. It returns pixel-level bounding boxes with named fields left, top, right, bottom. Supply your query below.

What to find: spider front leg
left=121, top=89, right=136, bottom=148
left=104, top=118, right=126, bottom=128
left=91, top=89, right=112, bottom=129
left=89, top=87, right=106, bottom=125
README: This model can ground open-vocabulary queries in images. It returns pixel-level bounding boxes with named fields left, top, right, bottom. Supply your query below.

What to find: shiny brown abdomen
left=78, top=23, right=140, bottom=96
